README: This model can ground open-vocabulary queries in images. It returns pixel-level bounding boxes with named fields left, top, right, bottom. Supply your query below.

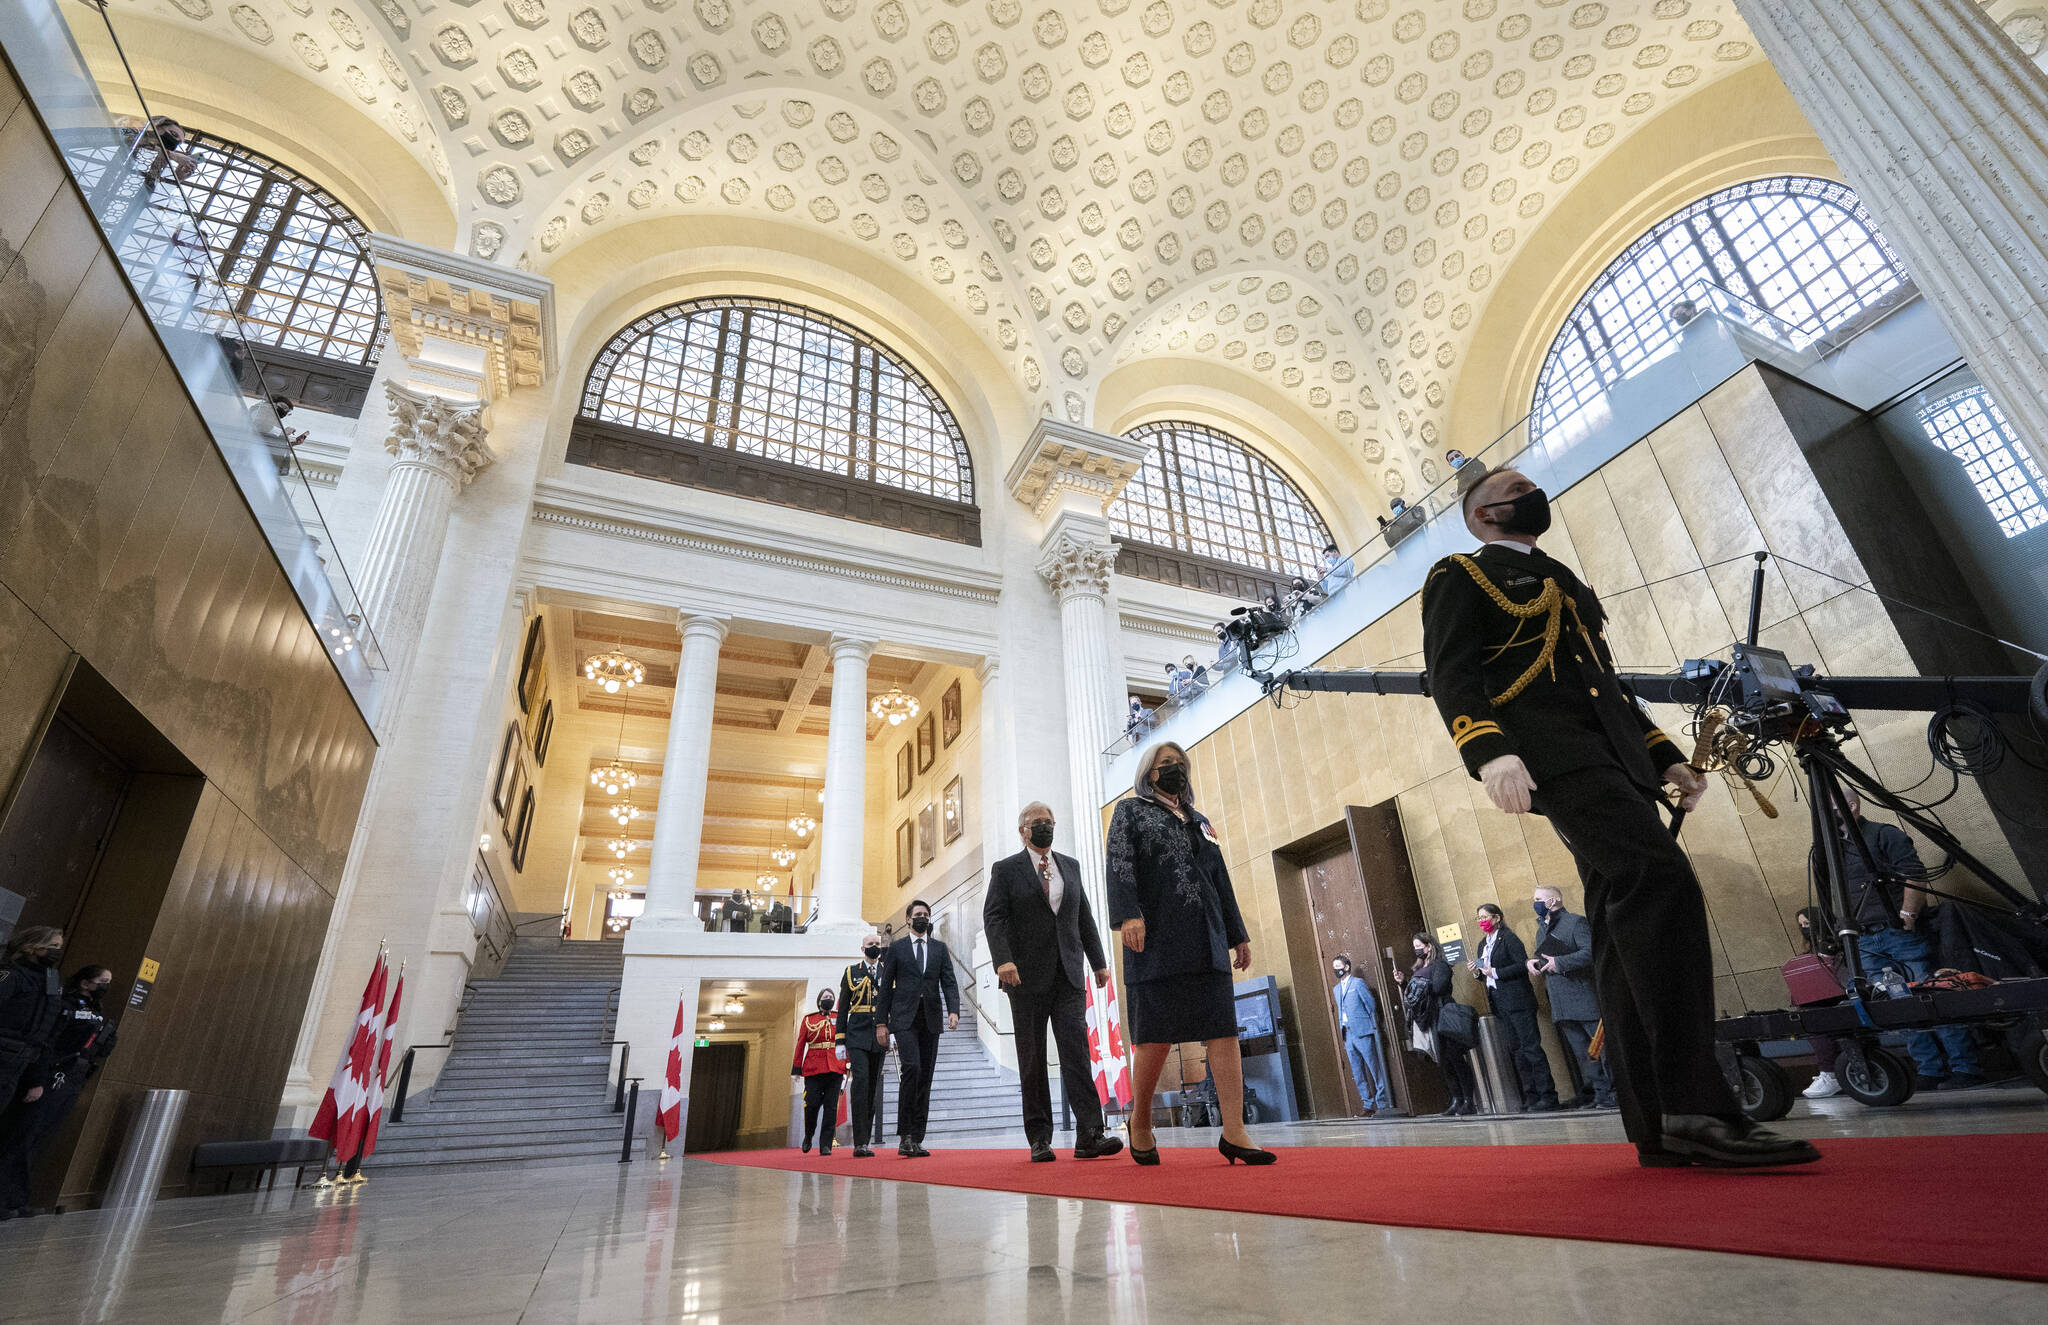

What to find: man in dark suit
left=1420, top=465, right=1815, bottom=1168
left=834, top=930, right=891, bottom=1157
left=984, top=802, right=1124, bottom=1162
left=876, top=898, right=959, bottom=1156
left=1528, top=886, right=1614, bottom=1109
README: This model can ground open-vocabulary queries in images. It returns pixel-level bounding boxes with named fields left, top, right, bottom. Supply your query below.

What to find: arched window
left=1532, top=177, right=1907, bottom=442
left=1915, top=387, right=2048, bottom=538
left=580, top=297, right=974, bottom=505
left=68, top=129, right=383, bottom=366
left=1110, top=420, right=1334, bottom=578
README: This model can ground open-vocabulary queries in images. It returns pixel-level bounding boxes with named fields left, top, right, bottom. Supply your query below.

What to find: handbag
left=1436, top=1000, right=1478, bottom=1048
left=1782, top=952, right=1845, bottom=1005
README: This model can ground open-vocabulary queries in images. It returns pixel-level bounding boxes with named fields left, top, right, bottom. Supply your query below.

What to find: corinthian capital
left=1036, top=529, right=1117, bottom=599
left=384, top=382, right=496, bottom=488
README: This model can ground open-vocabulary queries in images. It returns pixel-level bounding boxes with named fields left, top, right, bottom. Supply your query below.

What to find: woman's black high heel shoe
left=1127, top=1126, right=1160, bottom=1166
left=1218, top=1137, right=1277, bottom=1166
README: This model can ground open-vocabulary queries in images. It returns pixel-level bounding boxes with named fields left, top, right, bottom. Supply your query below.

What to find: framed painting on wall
left=917, top=803, right=937, bottom=865
left=941, top=680, right=962, bottom=748
left=942, top=775, right=964, bottom=845
left=501, top=757, right=529, bottom=839
left=516, top=615, right=546, bottom=714
left=531, top=700, right=554, bottom=766
left=896, top=742, right=914, bottom=799
left=895, top=820, right=913, bottom=883
left=916, top=711, right=936, bottom=772
left=492, top=722, right=521, bottom=814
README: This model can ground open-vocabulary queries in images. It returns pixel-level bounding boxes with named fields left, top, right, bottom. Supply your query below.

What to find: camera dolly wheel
left=1838, top=1045, right=1915, bottom=1107
left=1735, top=1054, right=1794, bottom=1123
left=2016, top=1028, right=2048, bottom=1097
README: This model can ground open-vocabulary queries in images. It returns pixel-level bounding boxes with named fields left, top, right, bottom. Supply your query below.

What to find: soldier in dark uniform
left=1420, top=466, right=1817, bottom=1169
left=834, top=932, right=889, bottom=1158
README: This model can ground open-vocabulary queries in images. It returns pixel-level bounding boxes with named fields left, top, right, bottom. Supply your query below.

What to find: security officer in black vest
left=834, top=932, right=890, bottom=1158
left=1421, top=466, right=1816, bottom=1169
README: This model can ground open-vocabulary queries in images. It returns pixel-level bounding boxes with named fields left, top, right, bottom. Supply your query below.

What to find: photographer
left=1420, top=466, right=1815, bottom=1168
left=1822, top=790, right=1983, bottom=1090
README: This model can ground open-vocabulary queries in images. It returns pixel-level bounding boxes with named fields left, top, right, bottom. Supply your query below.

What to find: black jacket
left=1105, top=792, right=1249, bottom=985
left=983, top=848, right=1109, bottom=993
left=1401, top=956, right=1457, bottom=1034
left=1473, top=923, right=1536, bottom=1012
left=0, top=957, right=64, bottom=1085
left=1534, top=908, right=1600, bottom=1023
left=1422, top=543, right=1686, bottom=793
left=877, top=933, right=959, bottom=1033
left=834, top=960, right=887, bottom=1053
left=49, top=988, right=117, bottom=1089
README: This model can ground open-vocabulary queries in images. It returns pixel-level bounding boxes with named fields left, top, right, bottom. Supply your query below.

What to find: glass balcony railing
left=1105, top=275, right=1943, bottom=766
left=3, top=0, right=384, bottom=708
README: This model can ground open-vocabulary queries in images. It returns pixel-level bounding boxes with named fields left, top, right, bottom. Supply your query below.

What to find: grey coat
left=1535, top=907, right=1601, bottom=1023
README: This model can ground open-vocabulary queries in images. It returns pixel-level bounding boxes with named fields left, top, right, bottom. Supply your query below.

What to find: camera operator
left=1821, top=789, right=1983, bottom=1090
left=1420, top=465, right=1816, bottom=1169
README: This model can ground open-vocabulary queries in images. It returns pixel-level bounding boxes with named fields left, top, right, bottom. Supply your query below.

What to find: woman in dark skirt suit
left=1107, top=741, right=1275, bottom=1166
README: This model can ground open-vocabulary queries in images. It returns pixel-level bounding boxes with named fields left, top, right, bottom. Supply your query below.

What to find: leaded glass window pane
left=1109, top=420, right=1333, bottom=578
left=582, top=297, right=973, bottom=504
left=1915, top=387, right=2048, bottom=539
left=1532, top=178, right=1905, bottom=443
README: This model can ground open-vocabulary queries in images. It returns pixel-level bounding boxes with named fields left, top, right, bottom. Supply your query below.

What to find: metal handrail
left=511, top=909, right=569, bottom=935
left=387, top=1042, right=454, bottom=1123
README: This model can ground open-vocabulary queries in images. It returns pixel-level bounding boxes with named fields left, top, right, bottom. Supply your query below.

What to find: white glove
left=1479, top=754, right=1538, bottom=815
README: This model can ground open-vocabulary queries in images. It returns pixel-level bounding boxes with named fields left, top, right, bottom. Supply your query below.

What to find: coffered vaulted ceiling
left=127, top=0, right=1779, bottom=495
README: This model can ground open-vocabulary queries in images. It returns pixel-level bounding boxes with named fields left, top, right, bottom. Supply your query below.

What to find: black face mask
left=1153, top=763, right=1189, bottom=796
left=1028, top=823, right=1055, bottom=849
left=1333, top=966, right=1350, bottom=979
left=29, top=950, right=59, bottom=969
left=818, top=995, right=835, bottom=1013
left=1413, top=950, right=1429, bottom=963
left=909, top=915, right=931, bottom=935
left=863, top=945, right=883, bottom=960
left=1482, top=487, right=1551, bottom=537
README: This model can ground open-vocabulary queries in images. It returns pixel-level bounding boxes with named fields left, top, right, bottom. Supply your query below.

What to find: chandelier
left=590, top=759, right=636, bottom=796
left=788, top=780, right=817, bottom=837
left=755, top=869, right=777, bottom=891
left=608, top=866, right=634, bottom=887
left=870, top=685, right=919, bottom=726
left=606, top=837, right=635, bottom=859
left=607, top=802, right=641, bottom=826
left=771, top=845, right=797, bottom=868
left=706, top=1016, right=725, bottom=1032
left=583, top=648, right=644, bottom=694
left=723, top=995, right=746, bottom=1015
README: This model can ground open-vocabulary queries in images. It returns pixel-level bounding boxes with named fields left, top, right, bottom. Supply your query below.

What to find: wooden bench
left=189, top=1138, right=331, bottom=1193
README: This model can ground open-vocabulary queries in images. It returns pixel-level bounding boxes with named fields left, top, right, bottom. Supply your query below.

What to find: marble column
left=638, top=613, right=728, bottom=929
left=1732, top=0, right=2048, bottom=453
left=1037, top=522, right=1123, bottom=919
left=355, top=383, right=493, bottom=710
left=813, top=634, right=876, bottom=935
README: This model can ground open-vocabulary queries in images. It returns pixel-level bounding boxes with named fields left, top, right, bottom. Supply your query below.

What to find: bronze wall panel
left=1, top=57, right=374, bottom=1200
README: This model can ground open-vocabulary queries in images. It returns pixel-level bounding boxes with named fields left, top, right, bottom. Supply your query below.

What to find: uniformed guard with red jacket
left=791, top=990, right=844, bottom=1155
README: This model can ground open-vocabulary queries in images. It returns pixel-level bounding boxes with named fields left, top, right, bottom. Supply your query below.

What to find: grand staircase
left=368, top=937, right=626, bottom=1170
left=876, top=1008, right=1030, bottom=1142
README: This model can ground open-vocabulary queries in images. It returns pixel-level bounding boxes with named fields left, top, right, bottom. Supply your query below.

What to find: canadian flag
left=362, top=966, right=404, bottom=1158
left=656, top=990, right=686, bottom=1144
left=1085, top=976, right=1134, bottom=1109
left=310, top=949, right=388, bottom=1161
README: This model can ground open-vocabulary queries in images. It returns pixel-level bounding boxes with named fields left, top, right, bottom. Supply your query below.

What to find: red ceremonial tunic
left=792, top=1011, right=843, bottom=1076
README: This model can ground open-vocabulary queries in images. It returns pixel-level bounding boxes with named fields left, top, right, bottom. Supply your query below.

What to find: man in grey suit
left=1330, top=954, right=1393, bottom=1114
left=983, top=802, right=1123, bottom=1163
left=1528, top=885, right=1615, bottom=1109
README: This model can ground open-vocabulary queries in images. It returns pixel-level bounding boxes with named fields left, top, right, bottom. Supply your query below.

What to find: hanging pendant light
left=607, top=802, right=641, bottom=826
left=606, top=837, right=635, bottom=859
left=870, top=685, right=919, bottom=726
left=583, top=644, right=644, bottom=694
left=608, top=865, right=634, bottom=887
left=591, top=693, right=637, bottom=798
left=787, top=778, right=817, bottom=837
left=771, top=845, right=797, bottom=868
left=723, top=995, right=746, bottom=1016
left=707, top=1016, right=725, bottom=1032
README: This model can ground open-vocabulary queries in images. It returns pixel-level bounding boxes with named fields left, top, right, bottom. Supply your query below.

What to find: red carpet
left=703, top=1133, right=2048, bottom=1282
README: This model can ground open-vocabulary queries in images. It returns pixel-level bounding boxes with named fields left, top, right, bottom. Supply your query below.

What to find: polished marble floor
left=0, top=1090, right=2041, bottom=1324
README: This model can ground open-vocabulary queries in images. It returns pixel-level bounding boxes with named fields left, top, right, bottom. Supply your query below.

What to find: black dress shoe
left=1527, top=1098, right=1559, bottom=1112
left=853, top=1146, right=874, bottom=1158
left=1073, top=1135, right=1123, bottom=1159
left=1030, top=1142, right=1056, bottom=1162
left=800, top=1138, right=812, bottom=1153
left=907, top=1143, right=931, bottom=1158
left=1218, top=1137, right=1277, bottom=1166
left=819, top=1145, right=832, bottom=1156
left=897, top=1142, right=914, bottom=1157
left=1659, top=1114, right=1821, bottom=1168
